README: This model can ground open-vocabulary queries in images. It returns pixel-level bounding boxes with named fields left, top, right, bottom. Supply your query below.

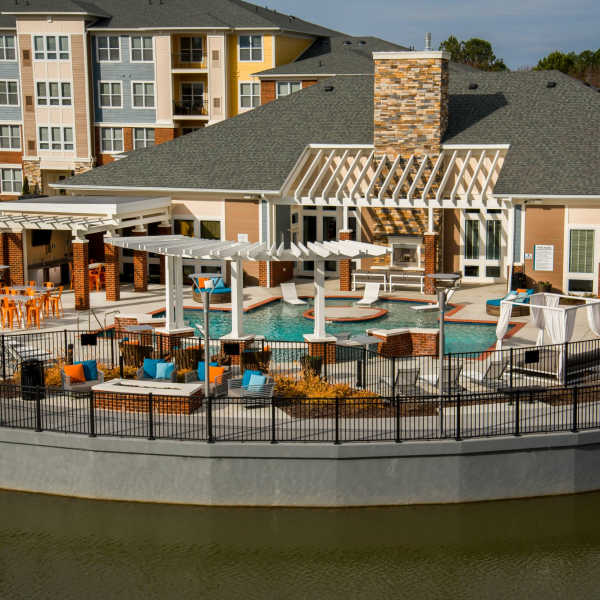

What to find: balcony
left=171, top=52, right=207, bottom=72
left=173, top=99, right=209, bottom=119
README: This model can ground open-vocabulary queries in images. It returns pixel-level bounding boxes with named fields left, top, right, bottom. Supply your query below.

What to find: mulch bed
left=277, top=399, right=438, bottom=418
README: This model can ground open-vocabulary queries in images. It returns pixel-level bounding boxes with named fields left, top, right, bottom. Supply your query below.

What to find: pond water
left=2, top=489, right=600, bottom=599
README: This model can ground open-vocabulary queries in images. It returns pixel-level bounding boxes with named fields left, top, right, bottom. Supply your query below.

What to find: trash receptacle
left=21, top=359, right=45, bottom=401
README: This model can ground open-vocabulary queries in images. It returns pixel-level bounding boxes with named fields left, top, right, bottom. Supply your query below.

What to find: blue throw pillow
left=143, top=358, right=164, bottom=379
left=248, top=374, right=266, bottom=387
left=197, top=361, right=218, bottom=382
left=242, top=370, right=262, bottom=387
left=212, top=277, right=225, bottom=290
left=156, top=362, right=175, bottom=380
left=75, top=360, right=98, bottom=381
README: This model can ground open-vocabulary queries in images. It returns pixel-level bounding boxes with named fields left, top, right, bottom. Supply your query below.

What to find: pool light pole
left=202, top=279, right=214, bottom=399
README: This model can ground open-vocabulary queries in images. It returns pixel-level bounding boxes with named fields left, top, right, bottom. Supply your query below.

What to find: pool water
left=174, top=299, right=502, bottom=354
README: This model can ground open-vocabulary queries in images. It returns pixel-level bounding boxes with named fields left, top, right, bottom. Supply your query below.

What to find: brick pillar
left=424, top=233, right=439, bottom=295
left=132, top=228, right=148, bottom=293
left=157, top=224, right=171, bottom=285
left=0, top=233, right=9, bottom=285
left=104, top=240, right=120, bottom=302
left=339, top=229, right=352, bottom=291
left=258, top=261, right=268, bottom=287
left=307, top=341, right=336, bottom=365
left=6, top=231, right=24, bottom=286
left=72, top=240, right=90, bottom=310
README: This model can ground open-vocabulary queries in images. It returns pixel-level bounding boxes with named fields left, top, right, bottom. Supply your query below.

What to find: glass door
left=298, top=208, right=340, bottom=276
left=462, top=210, right=504, bottom=282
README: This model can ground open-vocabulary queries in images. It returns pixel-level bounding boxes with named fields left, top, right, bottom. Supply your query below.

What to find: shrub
left=274, top=374, right=376, bottom=401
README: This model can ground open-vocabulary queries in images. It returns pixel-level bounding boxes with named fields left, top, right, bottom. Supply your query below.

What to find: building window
left=180, top=82, right=204, bottom=112
left=486, top=220, right=501, bottom=260
left=174, top=219, right=195, bottom=237
left=33, top=35, right=69, bottom=60
left=277, top=81, right=301, bottom=97
left=100, top=127, right=123, bottom=153
left=131, top=36, right=153, bottom=62
left=0, top=81, right=18, bottom=106
left=180, top=37, right=203, bottom=62
left=0, top=125, right=20, bottom=150
left=133, top=128, right=155, bottom=149
left=239, top=35, right=262, bottom=61
left=99, top=82, right=122, bottom=108
left=132, top=82, right=155, bottom=108
left=97, top=35, right=120, bottom=62
left=239, top=82, right=260, bottom=109
left=0, top=35, right=16, bottom=61
left=464, top=220, right=479, bottom=260
left=0, top=168, right=21, bottom=193
left=569, top=230, right=594, bottom=274
left=36, top=82, right=71, bottom=106
left=38, top=126, right=74, bottom=151
left=200, top=220, right=221, bottom=240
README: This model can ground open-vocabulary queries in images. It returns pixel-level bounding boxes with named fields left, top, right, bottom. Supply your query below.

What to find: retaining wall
left=2, top=428, right=600, bottom=506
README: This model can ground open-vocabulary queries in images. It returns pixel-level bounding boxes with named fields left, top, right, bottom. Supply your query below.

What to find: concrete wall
left=2, top=428, right=600, bottom=507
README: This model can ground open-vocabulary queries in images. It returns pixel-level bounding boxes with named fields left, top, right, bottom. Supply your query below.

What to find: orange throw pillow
left=516, top=288, right=528, bottom=293
left=64, top=363, right=86, bottom=383
left=208, top=366, right=225, bottom=383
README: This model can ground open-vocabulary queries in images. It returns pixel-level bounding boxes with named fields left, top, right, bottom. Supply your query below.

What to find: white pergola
left=104, top=235, right=390, bottom=341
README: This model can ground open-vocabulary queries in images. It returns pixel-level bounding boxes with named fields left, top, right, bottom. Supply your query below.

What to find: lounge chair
left=228, top=370, right=275, bottom=407
left=356, top=282, right=380, bottom=306
left=380, top=367, right=420, bottom=398
left=281, top=282, right=307, bottom=305
left=61, top=360, right=104, bottom=392
left=411, top=288, right=457, bottom=312
left=184, top=362, right=231, bottom=397
left=136, top=358, right=177, bottom=382
left=486, top=289, right=534, bottom=317
left=420, top=363, right=463, bottom=391
left=463, top=356, right=510, bottom=390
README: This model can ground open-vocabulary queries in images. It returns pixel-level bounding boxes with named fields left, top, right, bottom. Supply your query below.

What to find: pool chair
left=281, top=282, right=307, bottom=305
left=184, top=362, right=231, bottom=397
left=486, top=289, right=534, bottom=317
left=136, top=358, right=177, bottom=382
left=419, top=363, right=463, bottom=391
left=356, top=282, right=381, bottom=306
left=61, top=360, right=104, bottom=392
left=411, top=288, right=457, bottom=312
left=379, top=367, right=420, bottom=399
left=463, top=356, right=510, bottom=390
left=228, top=370, right=275, bottom=407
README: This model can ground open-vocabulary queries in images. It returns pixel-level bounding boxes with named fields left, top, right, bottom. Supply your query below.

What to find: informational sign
left=237, top=233, right=249, bottom=243
left=534, top=244, right=554, bottom=271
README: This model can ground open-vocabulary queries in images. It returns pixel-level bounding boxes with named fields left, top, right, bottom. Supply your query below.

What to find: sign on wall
left=534, top=244, right=554, bottom=271
left=237, top=233, right=249, bottom=243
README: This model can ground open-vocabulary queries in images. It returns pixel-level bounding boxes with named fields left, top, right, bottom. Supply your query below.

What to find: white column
left=506, top=202, right=515, bottom=292
left=230, top=258, right=244, bottom=339
left=313, top=260, right=326, bottom=338
left=174, top=255, right=184, bottom=329
left=342, top=206, right=349, bottom=231
left=164, top=255, right=175, bottom=331
left=427, top=206, right=435, bottom=234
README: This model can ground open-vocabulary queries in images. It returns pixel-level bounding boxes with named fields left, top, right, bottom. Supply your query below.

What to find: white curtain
left=495, top=301, right=513, bottom=349
left=587, top=301, right=600, bottom=337
left=545, top=307, right=576, bottom=345
left=529, top=293, right=547, bottom=346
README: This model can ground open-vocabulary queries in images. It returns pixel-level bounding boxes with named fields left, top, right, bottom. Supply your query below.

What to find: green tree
left=21, top=176, right=30, bottom=195
left=535, top=48, right=600, bottom=86
left=535, top=50, right=577, bottom=74
left=439, top=36, right=507, bottom=71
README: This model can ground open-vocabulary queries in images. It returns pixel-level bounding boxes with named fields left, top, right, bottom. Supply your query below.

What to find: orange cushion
left=516, top=288, right=528, bottom=293
left=208, top=366, right=225, bottom=383
left=64, top=364, right=86, bottom=384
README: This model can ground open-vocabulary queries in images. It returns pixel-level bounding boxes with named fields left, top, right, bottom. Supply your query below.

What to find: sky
left=268, top=0, right=599, bottom=69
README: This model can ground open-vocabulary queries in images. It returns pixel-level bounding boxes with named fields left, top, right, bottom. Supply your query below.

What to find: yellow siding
left=228, top=33, right=274, bottom=116
left=275, top=35, right=313, bottom=66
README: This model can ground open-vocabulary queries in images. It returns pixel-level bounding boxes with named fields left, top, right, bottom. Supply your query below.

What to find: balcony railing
left=173, top=99, right=209, bottom=117
left=171, top=52, right=207, bottom=70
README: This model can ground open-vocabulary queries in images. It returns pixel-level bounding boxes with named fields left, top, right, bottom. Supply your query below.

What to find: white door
left=462, top=210, right=504, bottom=282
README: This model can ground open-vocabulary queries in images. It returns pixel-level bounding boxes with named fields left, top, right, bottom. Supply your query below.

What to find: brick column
left=258, top=261, right=268, bottom=288
left=104, top=239, right=120, bottom=302
left=6, top=231, right=24, bottom=286
left=157, top=223, right=171, bottom=285
left=306, top=340, right=337, bottom=365
left=132, top=228, right=148, bottom=293
left=339, top=229, right=352, bottom=291
left=72, top=239, right=90, bottom=311
left=0, top=233, right=9, bottom=285
left=424, top=233, right=439, bottom=295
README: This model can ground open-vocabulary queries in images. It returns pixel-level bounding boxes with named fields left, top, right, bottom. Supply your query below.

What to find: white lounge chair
left=463, top=356, right=510, bottom=390
left=411, top=288, right=457, bottom=311
left=420, top=363, right=463, bottom=391
left=281, top=282, right=307, bottom=305
left=356, top=282, right=380, bottom=306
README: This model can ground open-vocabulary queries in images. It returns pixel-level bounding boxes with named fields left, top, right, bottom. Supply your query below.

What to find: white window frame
left=96, top=35, right=121, bottom=62
left=565, top=223, right=598, bottom=295
left=100, top=127, right=124, bottom=154
left=0, top=166, right=22, bottom=195
left=130, top=35, right=154, bottom=62
left=0, top=35, right=16, bottom=61
left=98, top=80, right=122, bottom=108
left=0, top=80, right=19, bottom=106
left=238, top=35, right=263, bottom=62
left=179, top=36, right=204, bottom=63
left=239, top=81, right=260, bottom=111
left=131, top=81, right=155, bottom=109
left=276, top=81, right=301, bottom=98
left=38, top=126, right=74, bottom=152
left=32, top=35, right=69, bottom=61
left=36, top=81, right=72, bottom=106
left=133, top=127, right=155, bottom=149
left=0, top=125, right=20, bottom=150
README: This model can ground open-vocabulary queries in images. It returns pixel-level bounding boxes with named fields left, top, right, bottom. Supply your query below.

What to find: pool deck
left=2, top=279, right=597, bottom=349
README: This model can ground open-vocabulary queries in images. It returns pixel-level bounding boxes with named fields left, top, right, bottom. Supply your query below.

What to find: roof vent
left=425, top=32, right=432, bottom=51
left=343, top=40, right=352, bottom=46
left=547, top=81, right=557, bottom=88
left=324, top=85, right=334, bottom=92
left=468, top=83, right=478, bottom=90
left=358, top=40, right=367, bottom=46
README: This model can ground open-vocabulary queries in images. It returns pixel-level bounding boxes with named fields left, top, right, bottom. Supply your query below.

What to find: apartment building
left=0, top=0, right=340, bottom=199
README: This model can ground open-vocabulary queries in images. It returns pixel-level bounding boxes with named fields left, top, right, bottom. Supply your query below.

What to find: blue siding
left=92, top=35, right=156, bottom=124
left=0, top=60, right=22, bottom=121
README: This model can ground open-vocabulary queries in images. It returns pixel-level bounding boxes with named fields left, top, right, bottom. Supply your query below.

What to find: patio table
left=10, top=286, right=48, bottom=294
left=88, top=262, right=104, bottom=270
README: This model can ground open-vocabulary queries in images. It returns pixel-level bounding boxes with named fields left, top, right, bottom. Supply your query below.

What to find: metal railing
left=173, top=99, right=209, bottom=116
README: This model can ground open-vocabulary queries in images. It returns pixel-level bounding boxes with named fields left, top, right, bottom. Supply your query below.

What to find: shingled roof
left=61, top=69, right=600, bottom=197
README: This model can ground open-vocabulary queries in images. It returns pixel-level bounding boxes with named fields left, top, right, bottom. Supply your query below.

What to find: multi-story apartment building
left=0, top=0, right=341, bottom=199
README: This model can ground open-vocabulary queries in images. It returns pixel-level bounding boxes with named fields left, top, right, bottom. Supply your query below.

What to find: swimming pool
left=167, top=299, right=503, bottom=354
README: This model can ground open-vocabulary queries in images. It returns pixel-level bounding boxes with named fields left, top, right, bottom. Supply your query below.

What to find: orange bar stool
left=26, top=296, right=43, bottom=329
left=2, top=297, right=21, bottom=329
left=44, top=282, right=54, bottom=289
left=49, top=286, right=64, bottom=318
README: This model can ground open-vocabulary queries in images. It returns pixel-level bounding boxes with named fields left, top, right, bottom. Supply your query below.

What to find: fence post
left=63, top=330, right=69, bottom=363
left=147, top=393, right=155, bottom=440
left=110, top=330, right=115, bottom=370
left=88, top=391, right=96, bottom=438
left=119, top=354, right=124, bottom=379
left=34, top=387, right=42, bottom=432
left=562, top=342, right=568, bottom=387
left=391, top=356, right=396, bottom=400
left=514, top=390, right=520, bottom=437
left=571, top=386, right=578, bottom=433
left=395, top=395, right=401, bottom=443
left=334, top=396, right=340, bottom=445
left=1, top=335, right=5, bottom=381
left=509, top=347, right=514, bottom=390
left=270, top=397, right=277, bottom=444
left=455, top=392, right=461, bottom=441
left=207, top=396, right=214, bottom=443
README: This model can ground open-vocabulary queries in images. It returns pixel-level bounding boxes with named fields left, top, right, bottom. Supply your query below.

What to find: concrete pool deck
left=2, top=279, right=597, bottom=350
